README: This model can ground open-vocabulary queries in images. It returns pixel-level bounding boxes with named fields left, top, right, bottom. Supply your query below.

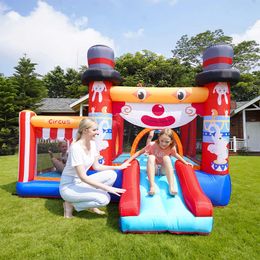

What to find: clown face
left=119, top=102, right=197, bottom=128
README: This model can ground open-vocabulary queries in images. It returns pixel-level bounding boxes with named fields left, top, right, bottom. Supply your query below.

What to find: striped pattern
left=18, top=111, right=78, bottom=184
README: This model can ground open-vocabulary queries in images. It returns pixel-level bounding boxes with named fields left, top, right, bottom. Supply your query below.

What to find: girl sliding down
left=125, top=128, right=192, bottom=196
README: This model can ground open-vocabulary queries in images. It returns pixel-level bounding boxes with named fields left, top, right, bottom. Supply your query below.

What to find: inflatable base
left=120, top=160, right=213, bottom=234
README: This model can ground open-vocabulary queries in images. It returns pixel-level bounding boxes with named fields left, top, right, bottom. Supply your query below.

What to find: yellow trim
left=31, top=116, right=85, bottom=128
left=110, top=87, right=208, bottom=104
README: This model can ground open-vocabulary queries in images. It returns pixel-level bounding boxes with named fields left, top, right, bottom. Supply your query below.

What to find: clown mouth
left=141, top=115, right=175, bottom=127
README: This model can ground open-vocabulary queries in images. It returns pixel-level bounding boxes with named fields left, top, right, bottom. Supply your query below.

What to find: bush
left=0, top=143, right=15, bottom=155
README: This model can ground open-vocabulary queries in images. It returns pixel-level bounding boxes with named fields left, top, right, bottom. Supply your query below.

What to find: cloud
left=123, top=28, right=144, bottom=39
left=232, top=19, right=260, bottom=44
left=0, top=1, right=9, bottom=13
left=146, top=0, right=178, bottom=6
left=0, top=0, right=115, bottom=76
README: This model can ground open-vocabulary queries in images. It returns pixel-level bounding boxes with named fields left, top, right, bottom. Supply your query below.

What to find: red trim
left=119, top=160, right=140, bottom=216
left=36, top=128, right=43, bottom=139
left=50, top=128, right=58, bottom=140
left=203, top=57, right=232, bottom=67
left=18, top=112, right=26, bottom=182
left=175, top=160, right=213, bottom=217
left=65, top=128, right=73, bottom=140
left=88, top=57, right=114, bottom=67
left=28, top=113, right=36, bottom=181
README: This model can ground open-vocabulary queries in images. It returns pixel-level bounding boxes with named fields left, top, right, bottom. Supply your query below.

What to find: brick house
left=230, top=96, right=260, bottom=152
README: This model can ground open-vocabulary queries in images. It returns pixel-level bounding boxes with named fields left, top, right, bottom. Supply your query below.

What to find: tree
left=172, top=29, right=232, bottom=66
left=65, top=68, right=87, bottom=98
left=0, top=76, right=19, bottom=155
left=233, top=40, right=260, bottom=73
left=115, top=50, right=197, bottom=87
left=43, top=66, right=67, bottom=98
left=12, top=55, right=47, bottom=111
left=231, top=71, right=260, bottom=101
left=43, top=67, right=86, bottom=98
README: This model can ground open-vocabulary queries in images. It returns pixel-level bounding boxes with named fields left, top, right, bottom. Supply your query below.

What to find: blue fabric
left=16, top=181, right=60, bottom=197
left=195, top=170, right=231, bottom=206
left=38, top=171, right=61, bottom=177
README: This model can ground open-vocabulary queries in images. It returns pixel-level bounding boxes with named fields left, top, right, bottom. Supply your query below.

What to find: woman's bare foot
left=148, top=186, right=156, bottom=196
left=63, top=201, right=74, bottom=218
left=169, top=187, right=177, bottom=196
left=89, top=208, right=106, bottom=215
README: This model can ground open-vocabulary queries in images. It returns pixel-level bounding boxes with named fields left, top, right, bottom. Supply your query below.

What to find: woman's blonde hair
left=156, top=128, right=176, bottom=148
left=76, top=118, right=96, bottom=141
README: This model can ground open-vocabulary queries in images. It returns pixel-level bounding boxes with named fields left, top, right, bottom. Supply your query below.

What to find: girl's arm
left=172, top=147, right=193, bottom=166
left=124, top=147, right=147, bottom=164
left=75, top=165, right=126, bottom=196
left=146, top=130, right=155, bottom=145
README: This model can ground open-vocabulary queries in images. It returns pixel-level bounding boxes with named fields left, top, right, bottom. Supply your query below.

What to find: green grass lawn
left=0, top=155, right=259, bottom=259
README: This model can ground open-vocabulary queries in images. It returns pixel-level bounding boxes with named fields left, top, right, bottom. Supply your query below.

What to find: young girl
left=49, top=141, right=68, bottom=173
left=125, top=128, right=192, bottom=196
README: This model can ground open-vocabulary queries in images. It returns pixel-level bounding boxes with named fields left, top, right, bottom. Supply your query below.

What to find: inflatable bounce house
left=17, top=44, right=240, bottom=235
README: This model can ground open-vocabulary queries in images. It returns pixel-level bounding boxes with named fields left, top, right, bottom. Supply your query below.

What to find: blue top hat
left=196, top=44, right=240, bottom=85
left=82, top=45, right=121, bottom=85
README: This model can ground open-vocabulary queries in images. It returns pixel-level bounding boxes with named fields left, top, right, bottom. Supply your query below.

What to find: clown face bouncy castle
left=17, top=44, right=240, bottom=234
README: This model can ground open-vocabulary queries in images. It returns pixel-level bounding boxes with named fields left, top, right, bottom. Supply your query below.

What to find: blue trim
left=16, top=181, right=60, bottom=198
left=195, top=171, right=231, bottom=206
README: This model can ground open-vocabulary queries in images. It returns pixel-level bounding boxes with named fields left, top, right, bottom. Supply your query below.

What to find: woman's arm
left=75, top=165, right=126, bottom=196
left=92, top=158, right=130, bottom=171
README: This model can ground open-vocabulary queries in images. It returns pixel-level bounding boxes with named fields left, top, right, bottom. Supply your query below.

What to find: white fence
left=196, top=137, right=246, bottom=153
left=229, top=137, right=246, bottom=152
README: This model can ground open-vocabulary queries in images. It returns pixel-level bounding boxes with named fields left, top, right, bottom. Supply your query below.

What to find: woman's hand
left=116, top=162, right=131, bottom=170
left=106, top=187, right=126, bottom=197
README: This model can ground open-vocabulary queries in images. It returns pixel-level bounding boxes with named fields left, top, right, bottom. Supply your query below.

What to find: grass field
left=0, top=155, right=259, bottom=259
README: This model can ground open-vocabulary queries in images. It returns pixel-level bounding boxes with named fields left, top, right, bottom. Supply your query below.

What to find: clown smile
left=141, top=115, right=175, bottom=127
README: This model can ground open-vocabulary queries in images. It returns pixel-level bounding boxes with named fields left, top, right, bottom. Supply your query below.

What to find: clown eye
left=137, top=88, right=147, bottom=100
left=177, top=89, right=187, bottom=100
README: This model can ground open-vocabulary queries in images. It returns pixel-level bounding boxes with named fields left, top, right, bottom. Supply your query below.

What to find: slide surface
left=120, top=156, right=213, bottom=234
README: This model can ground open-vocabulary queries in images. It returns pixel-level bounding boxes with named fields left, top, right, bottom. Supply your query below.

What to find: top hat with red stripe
left=82, top=45, right=122, bottom=85
left=196, top=44, right=240, bottom=86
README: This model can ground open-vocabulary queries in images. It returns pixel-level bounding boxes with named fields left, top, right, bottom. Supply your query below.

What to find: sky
left=0, top=0, right=260, bottom=76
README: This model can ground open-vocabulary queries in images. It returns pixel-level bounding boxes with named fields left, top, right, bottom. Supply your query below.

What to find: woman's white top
left=61, top=140, right=99, bottom=179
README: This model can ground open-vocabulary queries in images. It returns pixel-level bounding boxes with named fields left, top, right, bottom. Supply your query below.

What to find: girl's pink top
left=145, top=141, right=176, bottom=165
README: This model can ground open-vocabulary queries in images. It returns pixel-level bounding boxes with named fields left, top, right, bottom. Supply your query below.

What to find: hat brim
left=82, top=69, right=122, bottom=85
left=196, top=69, right=240, bottom=86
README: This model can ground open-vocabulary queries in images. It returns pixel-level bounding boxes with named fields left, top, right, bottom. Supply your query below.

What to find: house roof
left=70, top=94, right=89, bottom=110
left=231, top=95, right=260, bottom=116
left=36, top=98, right=78, bottom=113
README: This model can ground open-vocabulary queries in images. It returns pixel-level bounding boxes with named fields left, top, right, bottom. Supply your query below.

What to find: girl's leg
left=147, top=155, right=156, bottom=195
left=162, top=156, right=177, bottom=195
